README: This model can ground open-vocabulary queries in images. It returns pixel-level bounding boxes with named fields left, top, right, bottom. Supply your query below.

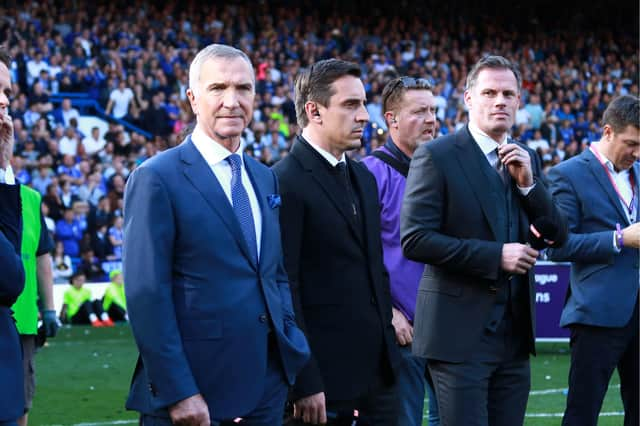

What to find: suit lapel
left=454, top=128, right=506, bottom=241
left=584, top=150, right=630, bottom=224
left=290, top=139, right=364, bottom=246
left=633, top=162, right=640, bottom=221
left=179, top=137, right=257, bottom=269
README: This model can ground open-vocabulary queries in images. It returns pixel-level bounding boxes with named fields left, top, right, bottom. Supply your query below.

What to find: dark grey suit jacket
left=400, top=126, right=567, bottom=362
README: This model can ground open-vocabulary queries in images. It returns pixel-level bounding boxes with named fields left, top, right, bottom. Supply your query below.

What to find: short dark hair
left=294, top=59, right=361, bottom=128
left=382, top=76, right=433, bottom=117
left=602, top=95, right=640, bottom=133
left=465, top=55, right=522, bottom=92
left=0, top=45, right=10, bottom=68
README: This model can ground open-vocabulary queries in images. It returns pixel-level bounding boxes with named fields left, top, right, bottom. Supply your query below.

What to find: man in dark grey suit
left=400, top=55, right=567, bottom=426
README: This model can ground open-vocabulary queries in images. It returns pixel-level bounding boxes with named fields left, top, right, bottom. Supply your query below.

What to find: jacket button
left=370, top=296, right=377, bottom=305
left=259, top=314, right=267, bottom=323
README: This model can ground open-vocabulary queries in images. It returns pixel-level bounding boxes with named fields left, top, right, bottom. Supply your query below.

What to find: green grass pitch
left=29, top=326, right=623, bottom=425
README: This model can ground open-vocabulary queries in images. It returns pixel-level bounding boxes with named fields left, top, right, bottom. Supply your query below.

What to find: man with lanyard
left=548, top=94, right=639, bottom=426
left=362, top=76, right=440, bottom=426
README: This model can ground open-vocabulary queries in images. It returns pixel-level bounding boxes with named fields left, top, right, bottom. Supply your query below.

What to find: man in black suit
left=273, top=59, right=400, bottom=425
left=400, top=55, right=567, bottom=426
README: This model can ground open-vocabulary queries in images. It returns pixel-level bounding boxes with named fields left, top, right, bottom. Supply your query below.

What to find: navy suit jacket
left=547, top=149, right=639, bottom=327
left=0, top=183, right=26, bottom=421
left=123, top=136, right=309, bottom=419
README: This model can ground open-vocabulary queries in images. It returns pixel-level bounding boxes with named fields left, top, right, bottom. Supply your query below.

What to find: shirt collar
left=0, top=164, right=15, bottom=185
left=301, top=128, right=346, bottom=167
left=468, top=122, right=509, bottom=156
left=591, top=142, right=630, bottom=177
left=191, top=126, right=244, bottom=166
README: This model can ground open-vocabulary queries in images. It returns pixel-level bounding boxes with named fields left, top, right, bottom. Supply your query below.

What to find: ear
left=305, top=101, right=322, bottom=124
left=463, top=90, right=472, bottom=110
left=384, top=111, right=396, bottom=128
left=186, top=88, right=198, bottom=115
left=602, top=124, right=614, bottom=141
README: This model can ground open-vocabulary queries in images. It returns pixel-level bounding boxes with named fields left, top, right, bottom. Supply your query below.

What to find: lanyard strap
left=590, top=145, right=636, bottom=216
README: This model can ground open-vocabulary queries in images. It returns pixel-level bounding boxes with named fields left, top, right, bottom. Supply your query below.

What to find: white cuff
left=517, top=182, right=535, bottom=196
left=613, top=230, right=622, bottom=253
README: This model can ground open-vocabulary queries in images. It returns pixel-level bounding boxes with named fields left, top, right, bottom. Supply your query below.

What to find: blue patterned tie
left=226, top=154, right=258, bottom=264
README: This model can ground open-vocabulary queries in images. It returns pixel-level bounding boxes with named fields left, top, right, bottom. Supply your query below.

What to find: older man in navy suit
left=123, top=44, right=310, bottom=425
left=1, top=45, right=26, bottom=426
left=548, top=95, right=639, bottom=426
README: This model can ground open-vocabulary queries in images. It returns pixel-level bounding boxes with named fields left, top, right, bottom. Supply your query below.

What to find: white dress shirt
left=590, top=143, right=636, bottom=224
left=191, top=127, right=262, bottom=258
left=0, top=164, right=16, bottom=184
left=301, top=129, right=346, bottom=166
left=468, top=122, right=534, bottom=196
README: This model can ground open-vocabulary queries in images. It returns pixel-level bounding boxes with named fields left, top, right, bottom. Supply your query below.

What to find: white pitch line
left=530, top=383, right=620, bottom=396
left=423, top=383, right=622, bottom=401
left=45, top=421, right=137, bottom=426
left=526, top=412, right=624, bottom=417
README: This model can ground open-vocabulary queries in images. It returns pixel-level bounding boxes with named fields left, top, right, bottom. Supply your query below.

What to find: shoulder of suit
left=272, top=150, right=302, bottom=177
left=350, top=157, right=375, bottom=177
left=548, top=153, right=586, bottom=179
left=137, top=144, right=182, bottom=172
left=416, top=133, right=456, bottom=158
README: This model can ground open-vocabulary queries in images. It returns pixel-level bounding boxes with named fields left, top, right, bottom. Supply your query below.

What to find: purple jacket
left=361, top=144, right=424, bottom=323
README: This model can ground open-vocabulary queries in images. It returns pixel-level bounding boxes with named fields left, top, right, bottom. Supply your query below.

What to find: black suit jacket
left=401, top=126, right=567, bottom=362
left=273, top=137, right=400, bottom=401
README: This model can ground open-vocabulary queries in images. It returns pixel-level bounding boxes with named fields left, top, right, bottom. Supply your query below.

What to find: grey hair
left=465, top=55, right=522, bottom=92
left=188, top=44, right=254, bottom=95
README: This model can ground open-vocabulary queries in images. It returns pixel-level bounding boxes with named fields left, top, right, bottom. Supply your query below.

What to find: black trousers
left=106, top=303, right=127, bottom=322
left=286, top=369, right=398, bottom=426
left=427, top=313, right=530, bottom=426
left=562, top=298, right=639, bottom=426
left=70, top=300, right=104, bottom=324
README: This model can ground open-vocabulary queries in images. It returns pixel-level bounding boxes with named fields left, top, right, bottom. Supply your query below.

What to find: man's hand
left=293, top=392, right=327, bottom=424
left=622, top=223, right=640, bottom=249
left=391, top=307, right=413, bottom=346
left=42, top=309, right=60, bottom=337
left=498, top=143, right=533, bottom=188
left=169, top=394, right=210, bottom=426
left=501, top=243, right=539, bottom=274
left=0, top=111, right=14, bottom=169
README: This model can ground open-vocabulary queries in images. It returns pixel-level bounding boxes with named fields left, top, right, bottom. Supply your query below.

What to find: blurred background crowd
left=0, top=0, right=637, bottom=280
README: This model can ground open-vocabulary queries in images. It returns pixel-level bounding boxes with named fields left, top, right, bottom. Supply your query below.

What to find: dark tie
left=335, top=162, right=358, bottom=218
left=493, top=147, right=507, bottom=185
left=226, top=154, right=258, bottom=264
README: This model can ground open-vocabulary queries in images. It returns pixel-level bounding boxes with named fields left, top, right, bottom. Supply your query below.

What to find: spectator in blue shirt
left=55, top=207, right=83, bottom=258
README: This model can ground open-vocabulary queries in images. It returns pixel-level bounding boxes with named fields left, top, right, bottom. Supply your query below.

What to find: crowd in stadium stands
left=0, top=1, right=637, bottom=281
